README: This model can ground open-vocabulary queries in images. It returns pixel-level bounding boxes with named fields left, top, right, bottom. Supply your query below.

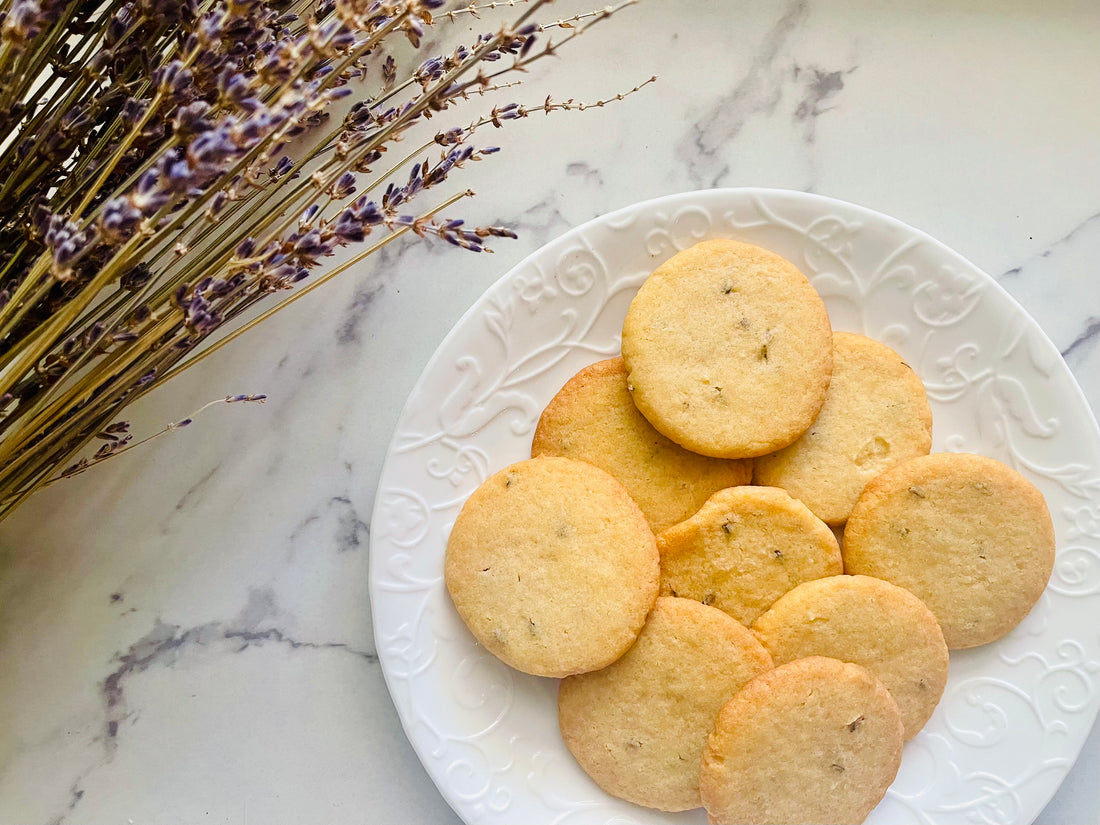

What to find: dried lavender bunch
left=0, top=0, right=645, bottom=519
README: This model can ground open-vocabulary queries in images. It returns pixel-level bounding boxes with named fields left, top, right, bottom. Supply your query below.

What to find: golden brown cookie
left=532, top=357, right=752, bottom=533
left=558, top=597, right=773, bottom=812
left=751, top=575, right=949, bottom=739
left=444, top=456, right=659, bottom=677
left=621, top=239, right=833, bottom=458
left=657, top=485, right=842, bottom=626
left=699, top=656, right=904, bottom=825
left=843, top=452, right=1056, bottom=649
left=754, top=331, right=933, bottom=525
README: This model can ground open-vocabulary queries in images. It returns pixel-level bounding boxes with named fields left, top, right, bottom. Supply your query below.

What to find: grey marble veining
left=2, top=1, right=1098, bottom=824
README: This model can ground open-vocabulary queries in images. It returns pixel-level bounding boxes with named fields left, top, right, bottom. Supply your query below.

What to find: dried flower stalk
left=0, top=0, right=645, bottom=519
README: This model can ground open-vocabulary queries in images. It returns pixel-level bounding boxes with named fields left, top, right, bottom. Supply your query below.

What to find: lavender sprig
left=0, top=0, right=648, bottom=518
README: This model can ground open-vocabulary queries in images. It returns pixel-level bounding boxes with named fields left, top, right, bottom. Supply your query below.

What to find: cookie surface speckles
left=699, top=656, right=904, bottom=825
left=532, top=357, right=752, bottom=533
left=558, top=597, right=773, bottom=812
left=843, top=452, right=1056, bottom=649
left=754, top=332, right=933, bottom=525
left=751, top=574, right=949, bottom=739
left=658, top=485, right=842, bottom=626
left=621, top=239, right=833, bottom=458
left=444, top=456, right=659, bottom=677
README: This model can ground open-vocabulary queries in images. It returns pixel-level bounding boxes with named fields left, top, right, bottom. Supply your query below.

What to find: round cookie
left=699, top=656, right=904, bottom=825
left=558, top=597, right=773, bottom=812
left=445, top=456, right=659, bottom=677
left=843, top=452, right=1056, bottom=649
left=751, top=575, right=949, bottom=739
left=532, top=357, right=752, bottom=533
left=754, top=331, right=933, bottom=525
left=621, top=239, right=833, bottom=458
left=657, top=485, right=842, bottom=626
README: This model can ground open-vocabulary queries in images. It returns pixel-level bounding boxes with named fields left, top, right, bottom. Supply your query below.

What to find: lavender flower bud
left=99, top=198, right=143, bottom=242
left=291, top=228, right=330, bottom=260
left=172, top=101, right=211, bottom=137
left=121, top=97, right=148, bottom=127
left=2, top=0, right=44, bottom=47
left=333, top=209, right=365, bottom=243
left=271, top=156, right=294, bottom=178
left=331, top=171, right=356, bottom=199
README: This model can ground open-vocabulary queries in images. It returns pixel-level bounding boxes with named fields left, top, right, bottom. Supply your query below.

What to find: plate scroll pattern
left=370, top=189, right=1100, bottom=825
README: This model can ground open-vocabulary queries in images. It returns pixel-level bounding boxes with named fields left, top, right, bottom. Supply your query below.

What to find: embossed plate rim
left=369, top=187, right=1100, bottom=825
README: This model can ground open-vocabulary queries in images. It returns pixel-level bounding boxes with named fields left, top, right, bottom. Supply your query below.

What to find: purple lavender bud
left=172, top=101, right=211, bottom=137
left=121, top=97, right=148, bottom=127
left=164, top=160, right=193, bottom=193
left=330, top=30, right=355, bottom=51
left=269, top=263, right=298, bottom=281
left=105, top=4, right=134, bottom=44
left=271, top=156, right=294, bottom=178
left=291, top=268, right=309, bottom=283
left=353, top=199, right=383, bottom=226
left=299, top=204, right=320, bottom=226
left=334, top=210, right=365, bottom=243
left=217, top=68, right=251, bottom=104
left=332, top=171, right=356, bottom=199
left=187, top=127, right=236, bottom=166
left=173, top=284, right=189, bottom=305
left=198, top=12, right=222, bottom=42
left=235, top=238, right=255, bottom=258
left=435, top=127, right=462, bottom=146
left=154, top=60, right=192, bottom=97
left=138, top=369, right=157, bottom=385
left=416, top=56, right=444, bottom=84
left=292, top=228, right=329, bottom=259
left=2, top=0, right=44, bottom=45
left=99, top=198, right=143, bottom=241
left=519, top=33, right=537, bottom=59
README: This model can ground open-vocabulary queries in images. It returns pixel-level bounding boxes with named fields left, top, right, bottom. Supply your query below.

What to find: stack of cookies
left=444, top=239, right=1057, bottom=825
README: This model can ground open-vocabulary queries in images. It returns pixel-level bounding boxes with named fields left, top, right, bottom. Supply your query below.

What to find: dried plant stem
left=161, top=189, right=474, bottom=385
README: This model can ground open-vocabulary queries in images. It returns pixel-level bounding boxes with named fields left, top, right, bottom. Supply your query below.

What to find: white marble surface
left=1, top=1, right=1098, bottom=823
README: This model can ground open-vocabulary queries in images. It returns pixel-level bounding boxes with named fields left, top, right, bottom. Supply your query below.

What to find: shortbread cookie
left=657, top=485, right=842, bottom=626
left=843, top=452, right=1056, bottom=649
left=751, top=575, right=949, bottom=738
left=621, top=239, right=833, bottom=458
left=699, top=656, right=904, bottom=825
left=445, top=456, right=659, bottom=677
left=558, top=597, right=773, bottom=811
left=754, top=332, right=933, bottom=525
left=532, top=357, right=752, bottom=532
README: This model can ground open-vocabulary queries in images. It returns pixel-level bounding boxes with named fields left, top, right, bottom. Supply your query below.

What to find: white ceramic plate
left=369, top=189, right=1100, bottom=825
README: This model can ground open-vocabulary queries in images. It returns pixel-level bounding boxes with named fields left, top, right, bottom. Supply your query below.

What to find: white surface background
left=1, top=1, right=1098, bottom=823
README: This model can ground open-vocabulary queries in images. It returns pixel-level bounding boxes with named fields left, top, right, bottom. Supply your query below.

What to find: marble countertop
left=2, top=1, right=1098, bottom=823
